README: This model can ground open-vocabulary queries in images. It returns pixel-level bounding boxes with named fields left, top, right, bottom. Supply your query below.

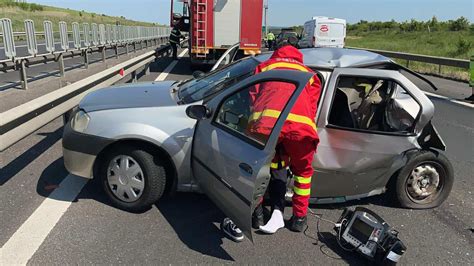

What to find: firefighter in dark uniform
left=170, top=25, right=183, bottom=60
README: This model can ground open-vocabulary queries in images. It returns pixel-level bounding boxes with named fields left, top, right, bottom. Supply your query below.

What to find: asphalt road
left=0, top=50, right=473, bottom=264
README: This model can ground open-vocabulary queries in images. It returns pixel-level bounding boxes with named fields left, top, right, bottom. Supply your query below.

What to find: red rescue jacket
left=248, top=45, right=322, bottom=142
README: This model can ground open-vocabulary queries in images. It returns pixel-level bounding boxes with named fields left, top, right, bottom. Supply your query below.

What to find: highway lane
left=0, top=51, right=472, bottom=264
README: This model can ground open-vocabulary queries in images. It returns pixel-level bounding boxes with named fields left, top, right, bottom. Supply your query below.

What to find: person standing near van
left=266, top=32, right=275, bottom=50
left=169, top=24, right=184, bottom=60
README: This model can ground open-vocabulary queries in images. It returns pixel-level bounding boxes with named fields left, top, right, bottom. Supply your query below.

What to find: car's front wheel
left=99, top=145, right=166, bottom=212
left=393, top=150, right=454, bottom=209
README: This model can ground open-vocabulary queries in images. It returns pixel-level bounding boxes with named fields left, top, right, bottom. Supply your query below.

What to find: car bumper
left=63, top=147, right=96, bottom=178
left=62, top=122, right=113, bottom=178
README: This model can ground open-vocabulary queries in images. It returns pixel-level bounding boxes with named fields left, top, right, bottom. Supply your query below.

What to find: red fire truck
left=170, top=0, right=263, bottom=67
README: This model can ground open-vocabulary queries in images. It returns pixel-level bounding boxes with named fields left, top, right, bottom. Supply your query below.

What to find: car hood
left=80, top=81, right=178, bottom=112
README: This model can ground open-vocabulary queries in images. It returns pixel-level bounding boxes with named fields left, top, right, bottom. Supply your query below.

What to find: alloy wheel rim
left=107, top=155, right=145, bottom=203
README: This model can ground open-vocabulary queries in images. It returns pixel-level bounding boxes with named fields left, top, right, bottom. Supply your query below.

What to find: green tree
left=428, top=16, right=439, bottom=31
left=449, top=17, right=469, bottom=31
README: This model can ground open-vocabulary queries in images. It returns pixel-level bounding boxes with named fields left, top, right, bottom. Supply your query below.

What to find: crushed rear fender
left=418, top=121, right=446, bottom=151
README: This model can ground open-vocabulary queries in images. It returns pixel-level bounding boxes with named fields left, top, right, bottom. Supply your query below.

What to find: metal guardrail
left=348, top=46, right=470, bottom=72
left=0, top=18, right=172, bottom=89
left=0, top=43, right=175, bottom=152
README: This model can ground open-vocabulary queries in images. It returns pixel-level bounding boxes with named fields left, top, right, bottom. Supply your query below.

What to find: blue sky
left=31, top=0, right=473, bottom=26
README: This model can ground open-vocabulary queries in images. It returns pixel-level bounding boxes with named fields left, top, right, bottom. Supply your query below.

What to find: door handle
left=239, top=163, right=253, bottom=175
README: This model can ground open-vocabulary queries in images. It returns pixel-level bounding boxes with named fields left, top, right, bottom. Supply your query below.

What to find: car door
left=211, top=42, right=240, bottom=71
left=190, top=70, right=314, bottom=241
left=312, top=68, right=430, bottom=198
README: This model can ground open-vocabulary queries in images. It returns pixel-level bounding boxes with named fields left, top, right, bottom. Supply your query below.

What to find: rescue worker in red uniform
left=221, top=38, right=321, bottom=241
left=250, top=37, right=321, bottom=234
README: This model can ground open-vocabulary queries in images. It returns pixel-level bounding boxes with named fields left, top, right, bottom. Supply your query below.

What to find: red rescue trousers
left=271, top=137, right=316, bottom=217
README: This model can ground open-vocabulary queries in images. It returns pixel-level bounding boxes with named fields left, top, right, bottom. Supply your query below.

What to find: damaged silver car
left=62, top=47, right=454, bottom=239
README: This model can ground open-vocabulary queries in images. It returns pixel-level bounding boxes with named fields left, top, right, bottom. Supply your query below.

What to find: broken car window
left=329, top=76, right=421, bottom=134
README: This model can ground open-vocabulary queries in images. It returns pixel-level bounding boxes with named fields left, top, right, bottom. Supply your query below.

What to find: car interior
left=216, top=81, right=298, bottom=145
left=329, top=76, right=421, bottom=134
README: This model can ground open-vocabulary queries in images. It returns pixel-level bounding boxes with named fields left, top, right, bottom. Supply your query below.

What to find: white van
left=298, top=16, right=346, bottom=48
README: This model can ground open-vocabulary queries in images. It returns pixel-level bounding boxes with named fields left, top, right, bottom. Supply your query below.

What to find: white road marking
left=155, top=49, right=188, bottom=81
left=0, top=175, right=88, bottom=265
left=423, top=91, right=474, bottom=108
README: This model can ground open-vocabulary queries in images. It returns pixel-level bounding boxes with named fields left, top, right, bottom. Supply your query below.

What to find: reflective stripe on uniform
left=250, top=109, right=317, bottom=131
left=270, top=161, right=286, bottom=169
left=294, top=175, right=311, bottom=184
left=293, top=186, right=311, bottom=196
left=260, top=62, right=315, bottom=85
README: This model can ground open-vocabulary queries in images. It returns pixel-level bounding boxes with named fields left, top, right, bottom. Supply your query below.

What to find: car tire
left=100, top=145, right=166, bottom=212
left=393, top=150, right=454, bottom=209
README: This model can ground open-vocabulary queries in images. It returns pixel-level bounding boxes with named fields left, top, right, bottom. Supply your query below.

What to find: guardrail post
left=115, top=45, right=118, bottom=59
left=438, top=64, right=442, bottom=75
left=126, top=43, right=129, bottom=55
left=58, top=53, right=65, bottom=77
left=131, top=70, right=137, bottom=83
left=406, top=60, right=410, bottom=68
left=101, top=47, right=106, bottom=63
left=19, top=60, right=28, bottom=90
left=83, top=49, right=89, bottom=69
left=145, top=63, right=150, bottom=75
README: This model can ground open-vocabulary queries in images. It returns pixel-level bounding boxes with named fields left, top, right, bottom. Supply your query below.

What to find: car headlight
left=71, top=110, right=90, bottom=133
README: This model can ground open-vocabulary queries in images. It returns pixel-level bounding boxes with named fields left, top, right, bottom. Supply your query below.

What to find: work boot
left=252, top=204, right=264, bottom=229
left=288, top=215, right=307, bottom=232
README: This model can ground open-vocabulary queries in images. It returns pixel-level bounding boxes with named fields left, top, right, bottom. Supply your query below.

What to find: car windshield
left=279, top=32, right=297, bottom=39
left=177, top=57, right=259, bottom=104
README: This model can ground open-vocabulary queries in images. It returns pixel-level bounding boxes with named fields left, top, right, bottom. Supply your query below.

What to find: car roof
left=255, top=47, right=393, bottom=69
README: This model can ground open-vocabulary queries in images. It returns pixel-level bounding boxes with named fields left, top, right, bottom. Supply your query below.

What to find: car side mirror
left=186, top=105, right=210, bottom=120
left=192, top=71, right=205, bottom=79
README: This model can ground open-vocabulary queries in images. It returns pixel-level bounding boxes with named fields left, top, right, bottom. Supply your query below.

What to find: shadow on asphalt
left=313, top=232, right=368, bottom=265
left=155, top=194, right=234, bottom=261
left=1, top=127, right=63, bottom=186
left=36, top=157, right=69, bottom=197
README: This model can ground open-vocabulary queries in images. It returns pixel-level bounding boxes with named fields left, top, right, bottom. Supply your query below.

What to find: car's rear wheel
left=100, top=145, right=166, bottom=212
left=393, top=150, right=454, bottom=209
